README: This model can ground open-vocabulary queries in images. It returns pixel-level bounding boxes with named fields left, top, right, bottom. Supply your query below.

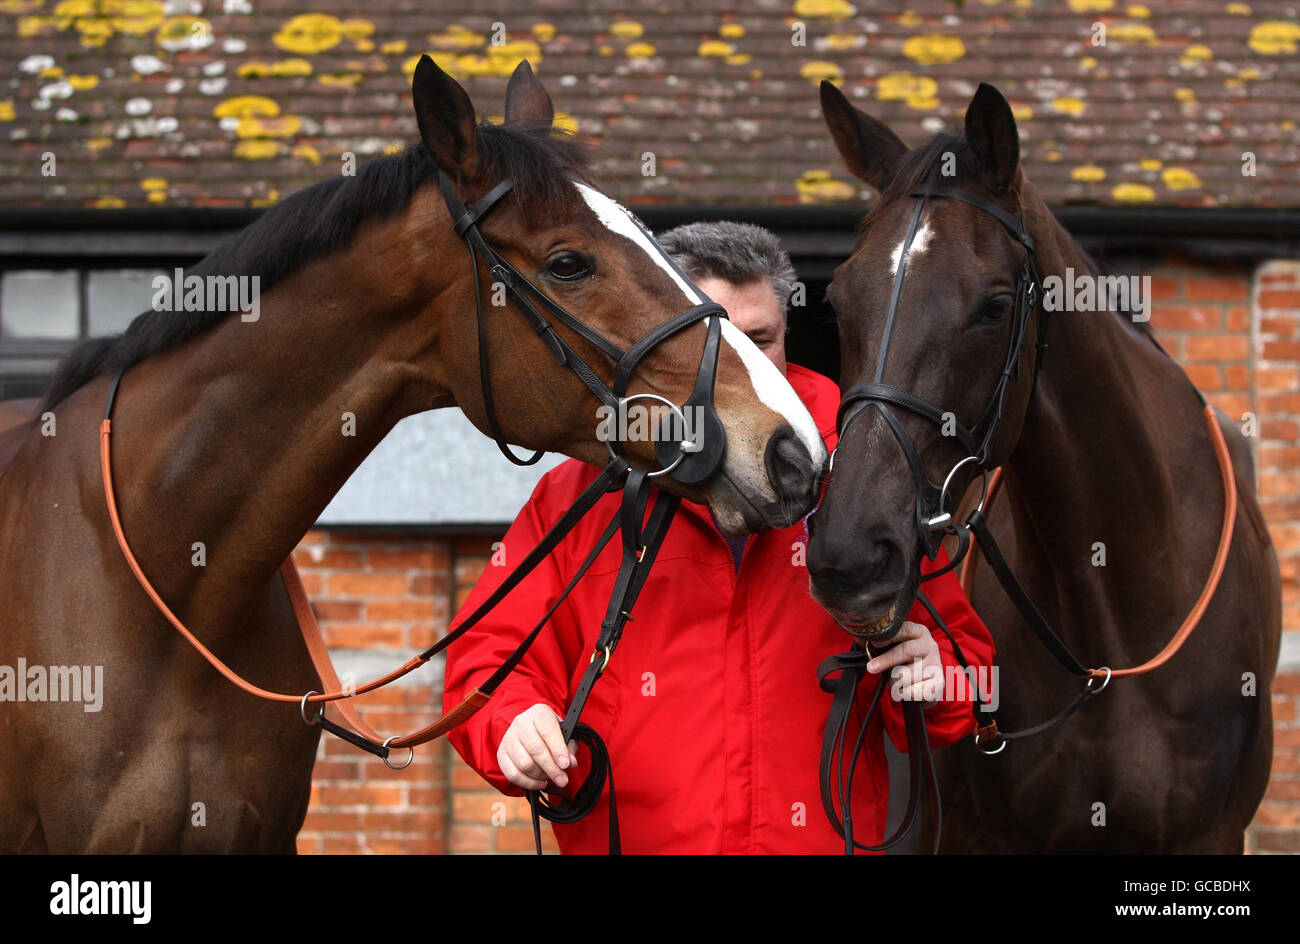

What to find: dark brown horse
left=0, top=59, right=826, bottom=853
left=807, top=81, right=1280, bottom=852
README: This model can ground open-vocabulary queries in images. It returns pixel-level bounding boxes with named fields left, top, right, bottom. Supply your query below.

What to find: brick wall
left=291, top=257, right=1298, bottom=854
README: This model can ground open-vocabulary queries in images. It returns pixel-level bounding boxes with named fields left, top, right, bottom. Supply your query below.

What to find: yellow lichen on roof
left=532, top=23, right=556, bottom=42
left=720, top=23, right=745, bottom=38
left=1225, top=2, right=1251, bottom=13
left=796, top=170, right=855, bottom=202
left=274, top=14, right=354, bottom=54
left=1248, top=22, right=1300, bottom=55
left=236, top=115, right=302, bottom=139
left=1162, top=167, right=1202, bottom=190
left=0, top=101, right=14, bottom=121
left=1067, top=0, right=1112, bottom=10
left=1139, top=158, right=1162, bottom=170
left=793, top=0, right=857, bottom=21
left=698, top=40, right=734, bottom=57
left=799, top=61, right=843, bottom=84
left=213, top=96, right=280, bottom=119
left=238, top=59, right=313, bottom=78
left=554, top=112, right=579, bottom=134
left=1109, top=23, right=1158, bottom=44
left=235, top=140, right=281, bottom=160
left=876, top=72, right=939, bottom=110
left=292, top=145, right=322, bottom=165
left=610, top=20, right=644, bottom=40
left=428, top=25, right=484, bottom=50
left=1053, top=97, right=1086, bottom=116
left=1112, top=183, right=1155, bottom=202
left=67, top=74, right=98, bottom=89
left=902, top=34, right=965, bottom=65
left=1071, top=164, right=1106, bottom=182
left=627, top=42, right=656, bottom=58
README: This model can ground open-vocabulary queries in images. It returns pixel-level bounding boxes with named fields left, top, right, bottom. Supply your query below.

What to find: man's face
left=696, top=276, right=788, bottom=375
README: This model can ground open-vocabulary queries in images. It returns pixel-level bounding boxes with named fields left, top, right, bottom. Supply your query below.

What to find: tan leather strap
left=956, top=403, right=1237, bottom=681
left=101, top=417, right=491, bottom=751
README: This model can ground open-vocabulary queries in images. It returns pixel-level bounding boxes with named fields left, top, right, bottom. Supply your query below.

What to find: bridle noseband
left=436, top=169, right=728, bottom=485
left=833, top=175, right=1045, bottom=567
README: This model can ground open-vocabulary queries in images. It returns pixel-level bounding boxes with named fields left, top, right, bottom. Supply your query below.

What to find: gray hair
left=656, top=221, right=797, bottom=317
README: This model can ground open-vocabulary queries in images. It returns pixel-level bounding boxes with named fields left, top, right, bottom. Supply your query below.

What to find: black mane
left=41, top=122, right=593, bottom=410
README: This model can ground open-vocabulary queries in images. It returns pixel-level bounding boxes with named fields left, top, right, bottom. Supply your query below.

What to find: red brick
left=1186, top=335, right=1250, bottom=361
left=370, top=547, right=450, bottom=571
left=296, top=834, right=322, bottom=855
left=1154, top=305, right=1222, bottom=331
left=362, top=810, right=443, bottom=831
left=299, top=572, right=323, bottom=595
left=294, top=548, right=365, bottom=569
left=1206, top=392, right=1251, bottom=419
left=1147, top=276, right=1181, bottom=300
left=326, top=573, right=408, bottom=597
left=1261, top=420, right=1299, bottom=441
left=1257, top=367, right=1300, bottom=393
left=312, top=600, right=363, bottom=622
left=496, top=825, right=543, bottom=852
left=1258, top=290, right=1300, bottom=310
left=1223, top=364, right=1251, bottom=391
left=1226, top=306, right=1250, bottom=332
left=366, top=599, right=438, bottom=622
left=449, top=824, right=492, bottom=852
left=451, top=763, right=489, bottom=790
left=1261, top=317, right=1300, bottom=338
left=323, top=836, right=362, bottom=854
left=324, top=623, right=405, bottom=648
left=320, top=783, right=405, bottom=807
left=363, top=837, right=409, bottom=855
left=301, top=810, right=364, bottom=831
left=1182, top=363, right=1222, bottom=390
left=1263, top=341, right=1300, bottom=362
left=453, top=792, right=509, bottom=822
left=1184, top=277, right=1249, bottom=301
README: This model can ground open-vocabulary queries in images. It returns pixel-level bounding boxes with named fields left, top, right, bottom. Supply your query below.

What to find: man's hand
left=865, top=620, right=943, bottom=707
left=498, top=704, right=579, bottom=791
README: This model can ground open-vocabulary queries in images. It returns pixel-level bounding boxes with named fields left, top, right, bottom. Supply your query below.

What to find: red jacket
left=443, top=364, right=995, bottom=854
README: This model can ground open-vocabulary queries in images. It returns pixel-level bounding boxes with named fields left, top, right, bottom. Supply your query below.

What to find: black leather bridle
left=436, top=169, right=728, bottom=485
left=818, top=168, right=1047, bottom=854
left=434, top=167, right=734, bottom=853
left=833, top=174, right=1045, bottom=569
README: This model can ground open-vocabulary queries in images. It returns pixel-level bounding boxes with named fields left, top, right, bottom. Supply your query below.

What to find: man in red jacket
left=443, top=221, right=995, bottom=854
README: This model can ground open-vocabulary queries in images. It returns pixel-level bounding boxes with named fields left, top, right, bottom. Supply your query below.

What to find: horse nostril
left=765, top=425, right=817, bottom=502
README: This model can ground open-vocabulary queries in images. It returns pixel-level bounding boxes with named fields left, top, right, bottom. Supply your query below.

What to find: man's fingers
left=500, top=752, right=547, bottom=791
left=532, top=710, right=574, bottom=771
left=517, top=725, right=568, bottom=787
left=867, top=636, right=933, bottom=673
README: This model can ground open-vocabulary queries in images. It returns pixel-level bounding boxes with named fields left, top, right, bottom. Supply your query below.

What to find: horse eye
left=547, top=252, right=590, bottom=281
left=980, top=294, right=1014, bottom=322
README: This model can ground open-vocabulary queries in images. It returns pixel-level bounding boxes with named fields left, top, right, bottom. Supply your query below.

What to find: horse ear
left=504, top=60, right=554, bottom=128
left=411, top=54, right=478, bottom=174
left=819, top=80, right=907, bottom=191
left=964, top=83, right=1020, bottom=192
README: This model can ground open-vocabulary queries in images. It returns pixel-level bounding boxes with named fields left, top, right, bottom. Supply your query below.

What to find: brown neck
left=104, top=186, right=463, bottom=632
left=998, top=196, right=1214, bottom=627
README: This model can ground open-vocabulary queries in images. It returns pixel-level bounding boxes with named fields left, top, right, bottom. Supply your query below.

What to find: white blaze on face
left=573, top=182, right=703, bottom=304
left=890, top=218, right=932, bottom=276
left=573, top=180, right=828, bottom=468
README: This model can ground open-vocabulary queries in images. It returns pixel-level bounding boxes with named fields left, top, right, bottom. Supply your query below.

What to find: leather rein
left=819, top=167, right=1239, bottom=854
left=99, top=168, right=730, bottom=853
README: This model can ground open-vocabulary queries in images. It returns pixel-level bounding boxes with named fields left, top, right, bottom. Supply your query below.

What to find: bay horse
left=0, top=58, right=826, bottom=853
left=807, top=81, right=1280, bottom=852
